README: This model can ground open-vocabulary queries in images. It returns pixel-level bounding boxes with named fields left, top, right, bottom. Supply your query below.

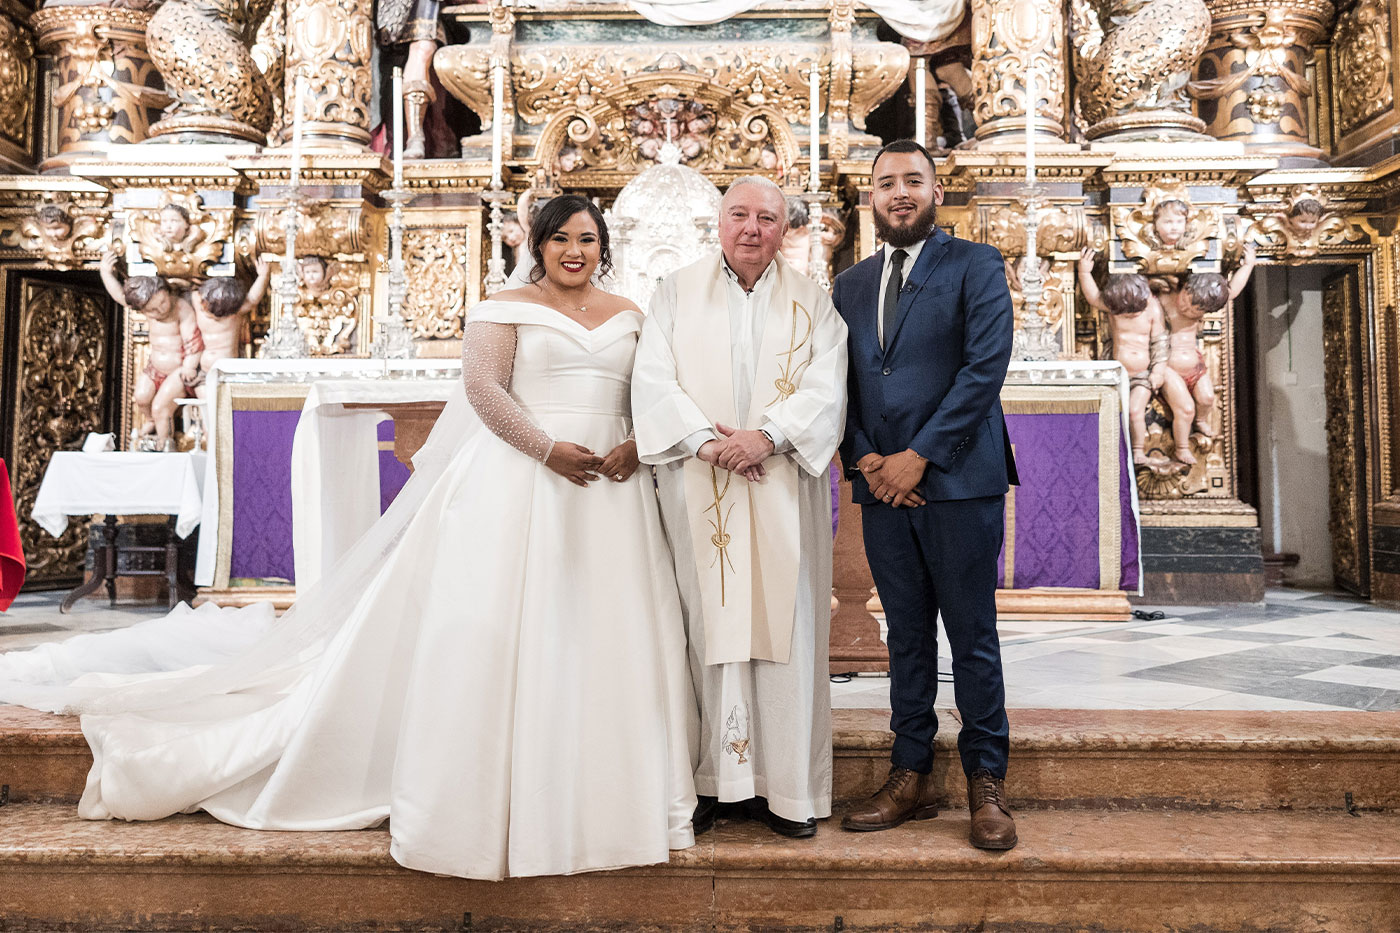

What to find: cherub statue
left=129, top=198, right=224, bottom=286
left=19, top=203, right=103, bottom=271
left=1114, top=181, right=1218, bottom=278
left=186, top=258, right=272, bottom=398
left=299, top=256, right=359, bottom=354
left=1079, top=248, right=1167, bottom=465
left=100, top=251, right=197, bottom=450
left=1158, top=250, right=1254, bottom=464
left=1253, top=188, right=1356, bottom=264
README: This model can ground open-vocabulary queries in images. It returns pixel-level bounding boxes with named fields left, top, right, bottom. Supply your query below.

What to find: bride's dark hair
left=527, top=194, right=613, bottom=284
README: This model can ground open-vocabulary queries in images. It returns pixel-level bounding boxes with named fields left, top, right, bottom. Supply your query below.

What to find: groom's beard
left=873, top=201, right=938, bottom=249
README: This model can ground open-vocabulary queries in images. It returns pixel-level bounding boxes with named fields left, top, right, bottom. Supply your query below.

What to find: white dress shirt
left=876, top=237, right=926, bottom=347
left=646, top=257, right=791, bottom=457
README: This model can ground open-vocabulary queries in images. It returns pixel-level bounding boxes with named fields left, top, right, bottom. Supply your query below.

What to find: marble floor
left=833, top=589, right=1400, bottom=712
left=3, top=587, right=1399, bottom=712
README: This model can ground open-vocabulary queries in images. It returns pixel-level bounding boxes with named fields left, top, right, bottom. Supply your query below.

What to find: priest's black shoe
left=693, top=795, right=719, bottom=836
left=744, top=797, right=817, bottom=838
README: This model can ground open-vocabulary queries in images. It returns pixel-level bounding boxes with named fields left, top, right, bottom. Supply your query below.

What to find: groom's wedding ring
left=615, top=473, right=623, bottom=480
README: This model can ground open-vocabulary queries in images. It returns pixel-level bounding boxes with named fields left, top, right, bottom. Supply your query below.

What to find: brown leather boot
left=402, top=80, right=434, bottom=159
left=841, top=766, right=938, bottom=832
left=967, top=769, right=1017, bottom=850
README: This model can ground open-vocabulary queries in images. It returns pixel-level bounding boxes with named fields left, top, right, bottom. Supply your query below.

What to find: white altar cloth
left=32, top=451, right=207, bottom=539
left=291, top=376, right=456, bottom=592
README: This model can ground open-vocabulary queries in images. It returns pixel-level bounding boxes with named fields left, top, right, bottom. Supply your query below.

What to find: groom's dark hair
left=871, top=138, right=938, bottom=176
left=528, top=194, right=613, bottom=284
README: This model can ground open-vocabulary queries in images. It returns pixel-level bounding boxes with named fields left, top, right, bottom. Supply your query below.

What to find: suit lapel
left=884, top=229, right=951, bottom=355
left=859, top=249, right=885, bottom=350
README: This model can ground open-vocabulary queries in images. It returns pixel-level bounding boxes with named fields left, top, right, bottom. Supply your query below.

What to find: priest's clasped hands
left=857, top=450, right=929, bottom=508
left=697, top=423, right=772, bottom=482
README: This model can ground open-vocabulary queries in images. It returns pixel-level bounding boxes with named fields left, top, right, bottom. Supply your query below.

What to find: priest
left=632, top=176, right=848, bottom=839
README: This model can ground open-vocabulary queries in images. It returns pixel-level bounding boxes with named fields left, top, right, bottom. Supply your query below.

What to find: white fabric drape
left=628, top=0, right=966, bottom=43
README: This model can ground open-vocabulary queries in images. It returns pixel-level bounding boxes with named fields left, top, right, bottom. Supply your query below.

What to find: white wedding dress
left=0, top=300, right=698, bottom=881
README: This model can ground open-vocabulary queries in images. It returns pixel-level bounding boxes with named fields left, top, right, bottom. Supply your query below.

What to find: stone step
left=4, top=706, right=1399, bottom=812
left=0, top=801, right=1396, bottom=932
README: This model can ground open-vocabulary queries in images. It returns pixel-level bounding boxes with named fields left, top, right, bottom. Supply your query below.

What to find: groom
left=832, top=139, right=1019, bottom=850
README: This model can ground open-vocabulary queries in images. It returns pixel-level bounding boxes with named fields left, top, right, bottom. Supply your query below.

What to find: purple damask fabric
left=993, top=412, right=1141, bottom=591
left=378, top=419, right=412, bottom=515
left=229, top=410, right=300, bottom=582
left=830, top=460, right=840, bottom=538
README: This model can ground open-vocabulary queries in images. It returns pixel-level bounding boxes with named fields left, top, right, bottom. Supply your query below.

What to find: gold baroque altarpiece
left=0, top=0, right=1398, bottom=598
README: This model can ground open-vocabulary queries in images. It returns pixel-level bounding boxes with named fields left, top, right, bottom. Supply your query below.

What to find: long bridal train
left=0, top=301, right=698, bottom=881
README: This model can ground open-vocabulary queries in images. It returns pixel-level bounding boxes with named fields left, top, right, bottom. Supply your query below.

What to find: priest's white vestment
left=633, top=252, right=847, bottom=822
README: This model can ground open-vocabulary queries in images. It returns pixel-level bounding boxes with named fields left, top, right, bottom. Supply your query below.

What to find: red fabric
left=0, top=458, right=25, bottom=611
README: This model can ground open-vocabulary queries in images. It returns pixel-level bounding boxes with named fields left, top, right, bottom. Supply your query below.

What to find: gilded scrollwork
left=127, top=191, right=231, bottom=284
left=0, top=12, right=35, bottom=159
left=436, top=39, right=906, bottom=175
left=1332, top=0, right=1393, bottom=137
left=284, top=0, right=375, bottom=147
left=1071, top=0, right=1211, bottom=139
left=1188, top=0, right=1332, bottom=151
left=146, top=0, right=276, bottom=141
left=13, top=282, right=109, bottom=583
left=31, top=5, right=170, bottom=164
left=970, top=0, right=1067, bottom=141
left=403, top=228, right=467, bottom=340
left=1111, top=179, right=1219, bottom=276
left=18, top=196, right=107, bottom=271
left=256, top=200, right=372, bottom=259
left=1249, top=186, right=1366, bottom=263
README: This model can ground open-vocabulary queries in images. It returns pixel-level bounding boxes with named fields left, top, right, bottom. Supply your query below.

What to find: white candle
left=392, top=66, right=404, bottom=188
left=809, top=62, right=820, bottom=192
left=1024, top=62, right=1036, bottom=190
left=914, top=61, right=927, bottom=148
left=289, top=77, right=305, bottom=188
left=491, top=60, right=504, bottom=189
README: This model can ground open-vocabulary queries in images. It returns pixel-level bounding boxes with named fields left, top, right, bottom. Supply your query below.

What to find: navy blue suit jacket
left=832, top=227, right=1020, bottom=505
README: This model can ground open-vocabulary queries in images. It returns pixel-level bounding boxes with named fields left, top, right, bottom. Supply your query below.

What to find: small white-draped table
left=31, top=451, right=207, bottom=611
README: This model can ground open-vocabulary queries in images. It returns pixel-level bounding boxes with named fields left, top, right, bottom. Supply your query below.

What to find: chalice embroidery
left=723, top=705, right=751, bottom=764
left=768, top=298, right=813, bottom=406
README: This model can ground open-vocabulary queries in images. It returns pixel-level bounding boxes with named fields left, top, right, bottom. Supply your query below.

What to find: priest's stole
left=996, top=385, right=1141, bottom=592
left=212, top=383, right=413, bottom=588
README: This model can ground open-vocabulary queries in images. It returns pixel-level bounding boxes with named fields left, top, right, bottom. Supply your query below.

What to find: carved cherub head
left=124, top=275, right=174, bottom=315
left=501, top=212, right=526, bottom=250
left=159, top=204, right=192, bottom=246
left=299, top=255, right=330, bottom=293
left=1286, top=198, right=1325, bottom=238
left=1178, top=272, right=1229, bottom=319
left=1101, top=273, right=1152, bottom=316
left=1152, top=199, right=1190, bottom=247
left=196, top=276, right=247, bottom=319
left=36, top=205, right=74, bottom=242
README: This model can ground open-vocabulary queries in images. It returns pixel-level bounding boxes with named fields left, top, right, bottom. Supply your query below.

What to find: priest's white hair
left=722, top=175, right=787, bottom=224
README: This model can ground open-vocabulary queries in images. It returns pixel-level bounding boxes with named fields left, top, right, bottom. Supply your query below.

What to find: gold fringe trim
left=1002, top=398, right=1102, bottom=415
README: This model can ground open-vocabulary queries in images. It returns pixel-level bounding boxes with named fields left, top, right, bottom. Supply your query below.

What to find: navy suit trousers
left=861, top=494, right=1010, bottom=778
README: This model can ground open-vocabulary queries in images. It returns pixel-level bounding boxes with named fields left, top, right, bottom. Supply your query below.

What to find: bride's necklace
left=540, top=282, right=595, bottom=316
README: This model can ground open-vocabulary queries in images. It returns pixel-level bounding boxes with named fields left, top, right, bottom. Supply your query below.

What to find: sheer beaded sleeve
left=461, top=320, right=554, bottom=463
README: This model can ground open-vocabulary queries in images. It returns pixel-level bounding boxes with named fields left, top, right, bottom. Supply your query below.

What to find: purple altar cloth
left=995, top=411, right=1140, bottom=591
left=229, top=411, right=417, bottom=584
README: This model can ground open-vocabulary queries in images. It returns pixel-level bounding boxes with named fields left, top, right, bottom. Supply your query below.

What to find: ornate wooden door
left=1, top=271, right=121, bottom=587
left=1322, top=269, right=1370, bottom=597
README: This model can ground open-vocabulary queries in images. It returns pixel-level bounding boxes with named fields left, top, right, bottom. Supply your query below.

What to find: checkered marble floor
left=4, top=588, right=1399, bottom=712
left=832, top=589, right=1400, bottom=712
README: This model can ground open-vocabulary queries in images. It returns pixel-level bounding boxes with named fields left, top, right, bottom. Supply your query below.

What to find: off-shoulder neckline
left=476, top=299, right=642, bottom=333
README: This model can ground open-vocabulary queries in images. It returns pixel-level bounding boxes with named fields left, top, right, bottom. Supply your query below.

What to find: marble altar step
left=4, top=706, right=1398, bottom=812
left=1, top=801, right=1397, bottom=932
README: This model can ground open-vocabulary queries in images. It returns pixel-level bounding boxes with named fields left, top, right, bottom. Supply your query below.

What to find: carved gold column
left=1189, top=0, right=1333, bottom=159
left=283, top=0, right=374, bottom=149
left=0, top=0, right=37, bottom=170
left=31, top=3, right=169, bottom=172
left=970, top=0, right=1067, bottom=144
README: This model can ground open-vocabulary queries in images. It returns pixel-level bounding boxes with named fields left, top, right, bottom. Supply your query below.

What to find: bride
left=0, top=194, right=698, bottom=881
